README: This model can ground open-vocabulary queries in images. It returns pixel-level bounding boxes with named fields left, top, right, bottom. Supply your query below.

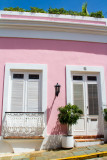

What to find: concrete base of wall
left=40, top=135, right=62, bottom=150
left=0, top=135, right=105, bottom=153
left=0, top=135, right=62, bottom=153
left=4, top=139, right=43, bottom=153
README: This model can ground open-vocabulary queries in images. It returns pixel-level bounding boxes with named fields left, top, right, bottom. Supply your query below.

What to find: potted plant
left=58, top=103, right=83, bottom=148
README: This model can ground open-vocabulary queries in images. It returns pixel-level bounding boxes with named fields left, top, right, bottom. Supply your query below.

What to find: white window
left=10, top=72, right=42, bottom=112
left=3, top=63, right=47, bottom=117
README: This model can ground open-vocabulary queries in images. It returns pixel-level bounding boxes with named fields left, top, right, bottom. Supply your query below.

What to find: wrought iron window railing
left=2, top=112, right=45, bottom=138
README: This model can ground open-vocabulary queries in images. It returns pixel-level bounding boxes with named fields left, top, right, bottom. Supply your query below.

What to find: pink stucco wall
left=0, top=37, right=107, bottom=135
left=1, top=14, right=106, bottom=25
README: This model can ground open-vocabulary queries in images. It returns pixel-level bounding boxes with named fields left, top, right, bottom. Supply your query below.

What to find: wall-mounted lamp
left=54, top=83, right=61, bottom=97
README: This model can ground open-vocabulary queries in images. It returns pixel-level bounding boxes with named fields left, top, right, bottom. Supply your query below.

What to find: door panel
left=87, top=117, right=98, bottom=135
left=74, top=118, right=85, bottom=131
left=72, top=74, right=100, bottom=136
left=73, top=75, right=86, bottom=135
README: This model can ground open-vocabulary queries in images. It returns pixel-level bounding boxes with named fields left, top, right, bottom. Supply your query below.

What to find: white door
left=72, top=74, right=100, bottom=135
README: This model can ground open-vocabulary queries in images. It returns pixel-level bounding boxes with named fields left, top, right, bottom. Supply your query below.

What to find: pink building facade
left=0, top=11, right=107, bottom=152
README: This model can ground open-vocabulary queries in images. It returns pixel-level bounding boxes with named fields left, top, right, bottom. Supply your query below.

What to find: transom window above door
left=73, top=75, right=97, bottom=81
left=10, top=72, right=42, bottom=112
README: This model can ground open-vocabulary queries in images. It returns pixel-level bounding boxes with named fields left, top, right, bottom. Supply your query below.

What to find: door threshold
left=74, top=135, right=104, bottom=139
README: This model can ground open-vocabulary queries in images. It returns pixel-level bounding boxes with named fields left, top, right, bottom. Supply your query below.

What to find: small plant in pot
left=58, top=103, right=83, bottom=148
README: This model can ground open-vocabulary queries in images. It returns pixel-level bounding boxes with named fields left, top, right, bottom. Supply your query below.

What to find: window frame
left=3, top=63, right=47, bottom=119
left=72, top=73, right=99, bottom=116
left=66, top=65, right=106, bottom=111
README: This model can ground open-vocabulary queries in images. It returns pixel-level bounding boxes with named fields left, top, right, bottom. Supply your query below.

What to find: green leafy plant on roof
left=4, top=6, right=25, bottom=12
left=90, top=11, right=104, bottom=18
left=82, top=2, right=89, bottom=16
left=3, top=2, right=104, bottom=18
left=30, top=7, right=46, bottom=13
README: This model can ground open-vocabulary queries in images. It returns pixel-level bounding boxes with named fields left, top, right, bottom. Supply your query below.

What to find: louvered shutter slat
left=27, top=81, right=39, bottom=112
left=11, top=80, right=24, bottom=112
left=73, top=83, right=84, bottom=113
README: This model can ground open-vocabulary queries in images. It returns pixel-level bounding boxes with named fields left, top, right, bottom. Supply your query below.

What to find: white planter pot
left=62, top=135, right=74, bottom=148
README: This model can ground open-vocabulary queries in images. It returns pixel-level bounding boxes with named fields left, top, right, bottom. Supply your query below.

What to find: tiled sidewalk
left=90, top=158, right=107, bottom=160
left=0, top=144, right=107, bottom=160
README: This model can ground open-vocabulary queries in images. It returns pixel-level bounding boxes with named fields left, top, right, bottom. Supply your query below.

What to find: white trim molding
left=0, top=28, right=107, bottom=43
left=0, top=11, right=107, bottom=43
left=3, top=63, right=47, bottom=118
left=66, top=65, right=106, bottom=110
left=0, top=10, right=106, bottom=22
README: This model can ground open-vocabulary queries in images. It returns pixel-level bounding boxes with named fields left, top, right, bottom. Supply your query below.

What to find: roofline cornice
left=0, top=18, right=107, bottom=36
left=0, top=10, right=107, bottom=22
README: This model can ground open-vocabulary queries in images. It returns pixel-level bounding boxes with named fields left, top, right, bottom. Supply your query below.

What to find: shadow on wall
left=0, top=38, right=107, bottom=55
left=41, top=135, right=62, bottom=150
left=42, top=93, right=66, bottom=149
left=42, top=121, right=66, bottom=149
left=47, top=96, right=56, bottom=123
left=47, top=94, right=67, bottom=135
left=50, top=120, right=66, bottom=135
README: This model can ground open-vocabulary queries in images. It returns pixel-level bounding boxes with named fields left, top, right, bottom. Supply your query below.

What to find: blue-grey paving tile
left=73, top=151, right=86, bottom=156
left=12, top=156, right=27, bottom=160
left=84, top=149, right=97, bottom=154
left=93, top=145, right=102, bottom=149
left=61, top=153, right=73, bottom=158
left=96, top=147, right=107, bottom=152
left=36, top=157, right=49, bottom=160
left=87, top=146, right=96, bottom=150
left=42, top=152, right=51, bottom=156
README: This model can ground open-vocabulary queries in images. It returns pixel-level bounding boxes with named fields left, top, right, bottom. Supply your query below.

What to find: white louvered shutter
left=11, top=78, right=24, bottom=112
left=73, top=83, right=84, bottom=113
left=27, top=80, right=39, bottom=112
left=88, top=84, right=98, bottom=115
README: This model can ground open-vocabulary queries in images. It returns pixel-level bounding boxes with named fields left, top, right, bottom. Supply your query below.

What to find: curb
left=51, top=151, right=107, bottom=160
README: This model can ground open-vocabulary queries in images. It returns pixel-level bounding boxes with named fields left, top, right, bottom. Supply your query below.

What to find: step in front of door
left=75, top=138, right=104, bottom=147
left=74, top=135, right=104, bottom=139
